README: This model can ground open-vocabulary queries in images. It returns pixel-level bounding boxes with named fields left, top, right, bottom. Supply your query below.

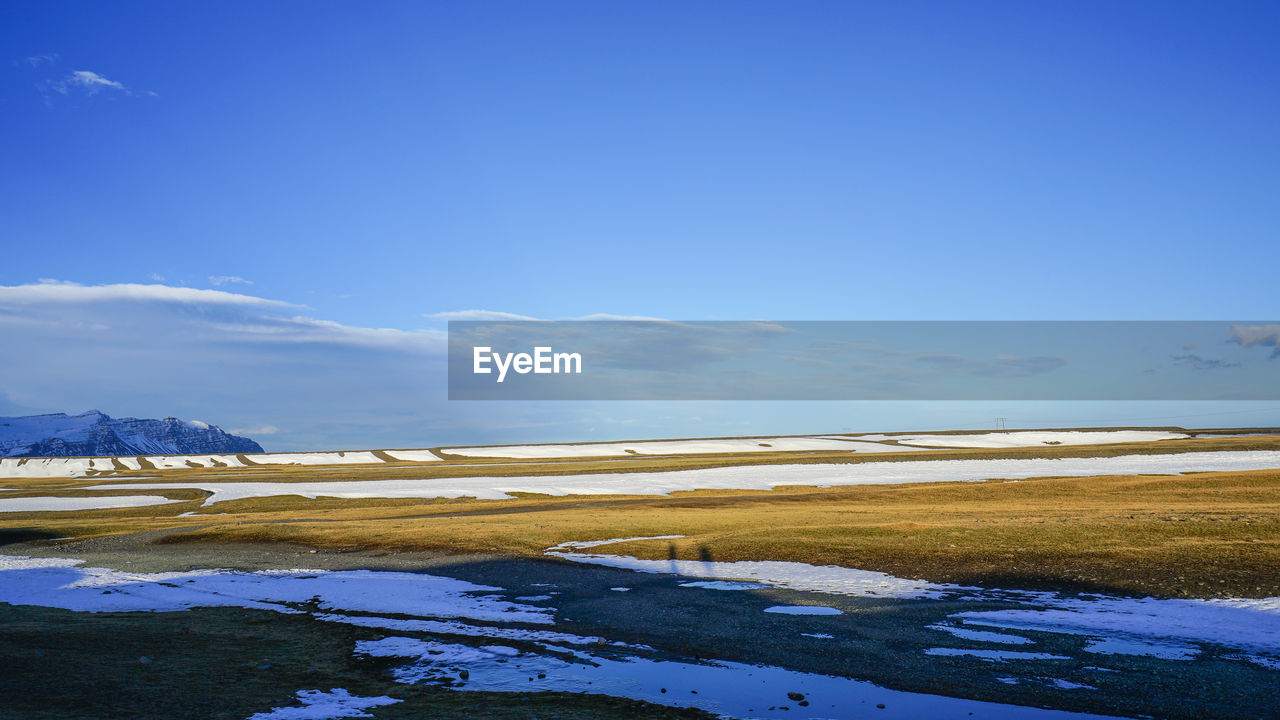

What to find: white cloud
left=1230, top=324, right=1280, bottom=348
left=21, top=59, right=155, bottom=105
left=229, top=425, right=279, bottom=436
left=209, top=275, right=253, bottom=286
left=0, top=280, right=452, bottom=449
left=0, top=281, right=297, bottom=308
left=426, top=310, right=671, bottom=322
left=24, top=54, right=59, bottom=68
left=206, top=315, right=444, bottom=352
left=1230, top=324, right=1280, bottom=359
left=427, top=310, right=542, bottom=321
left=574, top=313, right=670, bottom=322
left=0, top=281, right=444, bottom=355
left=148, top=273, right=165, bottom=282
left=58, top=70, right=127, bottom=95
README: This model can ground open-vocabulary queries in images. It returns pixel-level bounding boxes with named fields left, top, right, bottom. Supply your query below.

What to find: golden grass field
left=3, top=430, right=1279, bottom=599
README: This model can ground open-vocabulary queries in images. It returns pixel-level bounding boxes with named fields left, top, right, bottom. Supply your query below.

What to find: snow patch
left=442, top=436, right=921, bottom=458
left=381, top=450, right=441, bottom=462
left=0, top=554, right=549, bottom=623
left=546, top=535, right=684, bottom=551
left=87, top=451, right=1280, bottom=504
left=679, top=580, right=770, bottom=590
left=1082, top=636, right=1199, bottom=660
left=314, top=612, right=634, bottom=648
left=892, top=431, right=1187, bottom=449
left=927, top=623, right=1034, bottom=645
left=924, top=648, right=1070, bottom=662
left=246, top=689, right=400, bottom=720
left=0, top=495, right=179, bottom=512
left=546, top=551, right=960, bottom=599
left=955, top=594, right=1280, bottom=657
left=144, top=454, right=245, bottom=470
left=244, top=451, right=383, bottom=466
left=764, top=605, right=842, bottom=615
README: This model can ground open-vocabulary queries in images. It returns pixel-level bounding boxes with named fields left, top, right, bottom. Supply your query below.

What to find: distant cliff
left=0, top=410, right=264, bottom=457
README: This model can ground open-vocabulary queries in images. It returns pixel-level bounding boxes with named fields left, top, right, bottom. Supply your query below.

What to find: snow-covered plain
left=0, top=428, right=1240, bottom=478
left=442, top=430, right=1197, bottom=458
left=0, top=457, right=118, bottom=478
left=0, top=495, right=179, bottom=512
left=381, top=450, right=443, bottom=462
left=242, top=451, right=386, bottom=466
left=85, top=450, right=1280, bottom=506
left=889, top=431, right=1187, bottom=449
left=0, top=448, right=442, bottom=478
left=143, top=454, right=245, bottom=470
left=442, top=436, right=922, bottom=458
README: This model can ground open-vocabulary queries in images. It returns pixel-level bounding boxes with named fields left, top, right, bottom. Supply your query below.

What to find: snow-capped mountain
left=0, top=410, right=264, bottom=457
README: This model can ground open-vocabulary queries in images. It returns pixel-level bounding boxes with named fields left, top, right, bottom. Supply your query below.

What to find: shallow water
left=4, top=547, right=1279, bottom=719
left=358, top=637, right=1113, bottom=719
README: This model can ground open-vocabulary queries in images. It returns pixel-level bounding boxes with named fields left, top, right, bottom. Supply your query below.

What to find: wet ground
left=4, top=532, right=1278, bottom=719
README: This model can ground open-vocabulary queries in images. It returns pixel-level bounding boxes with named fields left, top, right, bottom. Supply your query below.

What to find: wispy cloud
left=427, top=310, right=672, bottom=322
left=1229, top=324, right=1280, bottom=359
left=0, top=280, right=450, bottom=449
left=209, top=275, right=253, bottom=287
left=6, top=281, right=448, bottom=353
left=205, top=315, right=444, bottom=351
left=21, top=56, right=154, bottom=103
left=57, top=70, right=127, bottom=95
left=574, top=313, right=671, bottom=321
left=785, top=339, right=1067, bottom=380
left=915, top=353, right=1068, bottom=378
left=229, top=425, right=279, bottom=436
left=0, top=281, right=296, bottom=308
left=22, top=53, right=59, bottom=68
left=1172, top=354, right=1241, bottom=370
left=427, top=310, right=542, bottom=321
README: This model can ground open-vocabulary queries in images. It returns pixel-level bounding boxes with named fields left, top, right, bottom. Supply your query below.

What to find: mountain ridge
left=0, top=410, right=264, bottom=457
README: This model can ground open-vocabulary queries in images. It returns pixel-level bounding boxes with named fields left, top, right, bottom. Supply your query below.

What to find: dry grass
left=4, top=469, right=1276, bottom=600
left=4, top=433, right=1279, bottom=599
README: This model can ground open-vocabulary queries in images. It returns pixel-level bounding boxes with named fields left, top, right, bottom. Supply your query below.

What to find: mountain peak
left=0, top=411, right=264, bottom=457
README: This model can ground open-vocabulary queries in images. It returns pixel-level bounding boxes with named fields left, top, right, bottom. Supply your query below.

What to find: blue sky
left=2, top=1, right=1279, bottom=448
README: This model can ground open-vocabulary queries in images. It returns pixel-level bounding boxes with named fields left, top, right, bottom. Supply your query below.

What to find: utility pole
left=995, top=417, right=1007, bottom=430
